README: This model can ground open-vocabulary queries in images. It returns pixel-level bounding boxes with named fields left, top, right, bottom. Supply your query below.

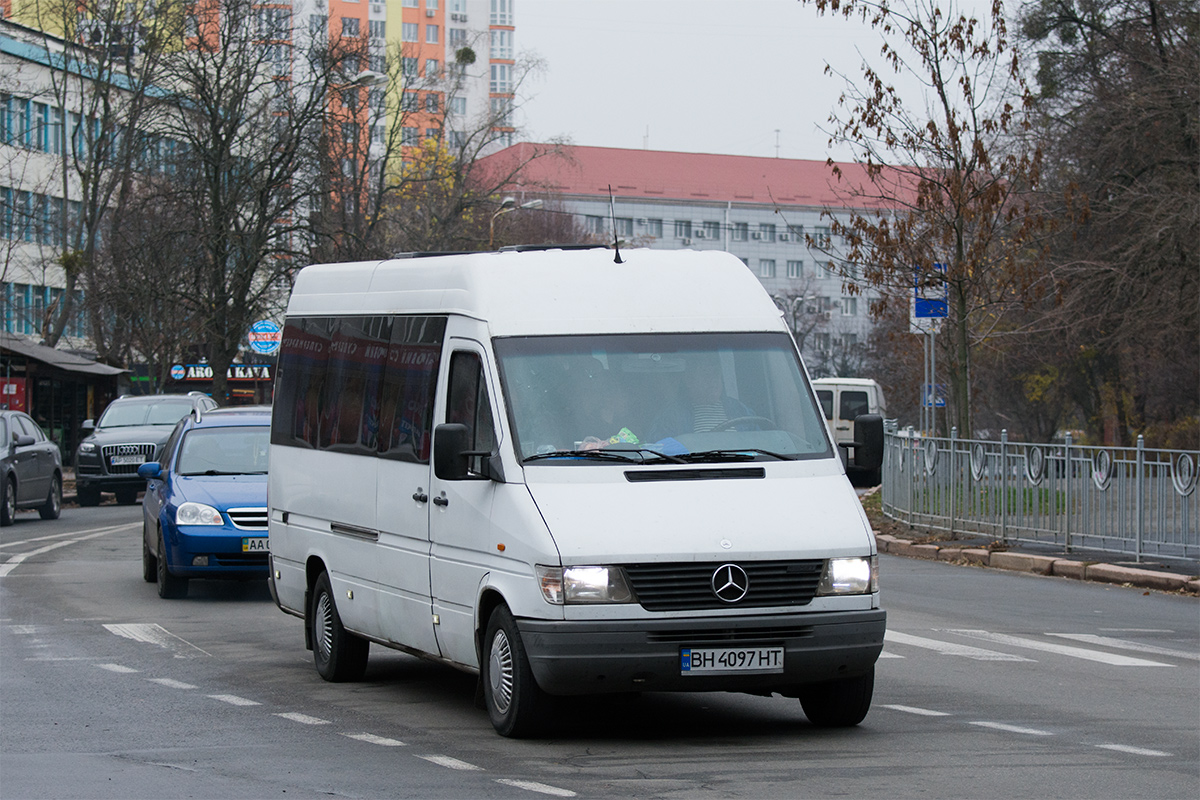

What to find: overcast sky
left=516, top=0, right=913, bottom=162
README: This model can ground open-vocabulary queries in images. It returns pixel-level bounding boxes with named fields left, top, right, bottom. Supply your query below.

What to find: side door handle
left=432, top=493, right=449, bottom=507
left=412, top=489, right=428, bottom=503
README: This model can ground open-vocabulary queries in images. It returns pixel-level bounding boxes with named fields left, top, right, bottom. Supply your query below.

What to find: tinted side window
left=319, top=316, right=390, bottom=454
left=0, top=418, right=7, bottom=443
left=840, top=390, right=869, bottom=421
left=272, top=316, right=334, bottom=449
left=379, top=316, right=445, bottom=463
left=159, top=419, right=187, bottom=469
left=15, top=414, right=41, bottom=440
left=447, top=351, right=495, bottom=455
left=816, top=390, right=833, bottom=421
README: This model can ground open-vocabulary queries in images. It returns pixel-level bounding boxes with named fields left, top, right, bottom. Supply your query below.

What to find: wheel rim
left=50, top=478, right=60, bottom=514
left=5, top=483, right=14, bottom=520
left=314, top=591, right=334, bottom=662
left=488, top=628, right=514, bottom=714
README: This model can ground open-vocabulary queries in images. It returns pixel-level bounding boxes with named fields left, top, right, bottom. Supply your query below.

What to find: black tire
left=482, top=605, right=548, bottom=738
left=1, top=477, right=14, bottom=526
left=38, top=474, right=62, bottom=520
left=798, top=667, right=875, bottom=728
left=115, top=487, right=139, bottom=505
left=142, top=520, right=157, bottom=583
left=156, top=528, right=188, bottom=599
left=77, top=485, right=101, bottom=507
left=310, top=572, right=369, bottom=682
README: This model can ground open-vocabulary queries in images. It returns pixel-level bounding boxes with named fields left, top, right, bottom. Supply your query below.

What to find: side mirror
left=81, top=419, right=95, bottom=432
left=14, top=434, right=35, bottom=447
left=137, top=462, right=162, bottom=480
left=837, top=414, right=884, bottom=472
left=433, top=423, right=504, bottom=482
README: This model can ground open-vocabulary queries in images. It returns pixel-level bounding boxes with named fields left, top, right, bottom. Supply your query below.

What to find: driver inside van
left=647, top=355, right=756, bottom=442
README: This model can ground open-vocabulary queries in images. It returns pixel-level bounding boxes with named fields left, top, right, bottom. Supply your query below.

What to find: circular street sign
left=247, top=320, right=282, bottom=355
left=170, top=364, right=186, bottom=381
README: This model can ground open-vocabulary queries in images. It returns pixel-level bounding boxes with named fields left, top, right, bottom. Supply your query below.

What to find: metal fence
left=881, top=425, right=1200, bottom=563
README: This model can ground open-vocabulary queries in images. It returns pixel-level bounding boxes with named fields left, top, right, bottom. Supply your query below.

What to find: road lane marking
left=209, top=694, right=260, bottom=706
left=0, top=524, right=137, bottom=577
left=7, top=625, right=39, bottom=634
left=969, top=721, right=1054, bottom=736
left=342, top=733, right=406, bottom=747
left=104, top=623, right=212, bottom=658
left=878, top=651, right=905, bottom=658
left=1047, top=633, right=1200, bottom=662
left=943, top=630, right=1173, bottom=667
left=276, top=712, right=330, bottom=725
left=96, top=663, right=138, bottom=674
left=417, top=755, right=484, bottom=771
left=0, top=522, right=138, bottom=550
left=884, top=630, right=1035, bottom=661
left=148, top=678, right=197, bottom=690
left=495, top=778, right=577, bottom=797
left=1095, top=743, right=1172, bottom=757
left=881, top=704, right=951, bottom=716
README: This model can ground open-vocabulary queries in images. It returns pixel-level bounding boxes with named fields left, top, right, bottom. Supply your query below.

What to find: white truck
left=267, top=246, right=885, bottom=737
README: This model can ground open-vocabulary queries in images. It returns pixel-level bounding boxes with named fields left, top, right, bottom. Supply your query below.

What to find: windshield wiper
left=188, top=469, right=260, bottom=476
left=523, top=449, right=642, bottom=464
left=603, top=447, right=687, bottom=464
left=676, top=448, right=796, bottom=463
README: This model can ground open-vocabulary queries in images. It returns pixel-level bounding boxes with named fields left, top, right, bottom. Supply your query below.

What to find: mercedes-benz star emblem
left=711, top=564, right=749, bottom=603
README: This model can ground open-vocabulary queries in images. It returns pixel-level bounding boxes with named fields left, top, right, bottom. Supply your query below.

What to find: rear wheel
left=482, top=605, right=548, bottom=738
left=310, top=571, right=369, bottom=682
left=155, top=528, right=188, bottom=599
left=38, top=475, right=62, bottom=520
left=1, top=477, right=14, bottom=526
left=77, top=486, right=101, bottom=507
left=798, top=667, right=874, bottom=728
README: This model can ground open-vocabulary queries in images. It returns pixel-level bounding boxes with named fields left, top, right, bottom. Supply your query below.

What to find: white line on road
left=417, top=755, right=484, bottom=771
left=342, top=733, right=406, bottom=747
left=0, top=522, right=138, bottom=550
left=969, top=721, right=1054, bottom=736
left=495, top=778, right=577, bottom=797
left=148, top=678, right=197, bottom=690
left=878, top=651, right=905, bottom=658
left=0, top=524, right=137, bottom=577
left=1046, top=633, right=1200, bottom=662
left=96, top=663, right=138, bottom=674
left=104, top=623, right=212, bottom=658
left=884, top=630, right=1035, bottom=661
left=208, top=694, right=261, bottom=707
left=943, top=630, right=1174, bottom=667
left=1095, top=743, right=1173, bottom=757
left=7, top=625, right=39, bottom=634
left=275, top=712, right=331, bottom=725
left=881, top=704, right=951, bottom=717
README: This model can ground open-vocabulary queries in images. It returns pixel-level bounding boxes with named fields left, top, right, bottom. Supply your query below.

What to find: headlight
left=176, top=502, right=223, bottom=526
left=78, top=442, right=96, bottom=454
left=817, top=556, right=878, bottom=595
left=536, top=565, right=635, bottom=605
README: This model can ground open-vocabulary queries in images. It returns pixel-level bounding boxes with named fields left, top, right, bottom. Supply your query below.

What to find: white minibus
left=812, top=377, right=888, bottom=484
left=267, top=247, right=885, bottom=737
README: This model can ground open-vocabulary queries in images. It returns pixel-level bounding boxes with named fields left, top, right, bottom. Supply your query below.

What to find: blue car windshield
left=177, top=427, right=271, bottom=475
left=494, top=332, right=833, bottom=463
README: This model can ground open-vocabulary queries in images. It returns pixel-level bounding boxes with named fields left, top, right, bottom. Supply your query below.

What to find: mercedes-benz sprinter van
left=267, top=247, right=885, bottom=737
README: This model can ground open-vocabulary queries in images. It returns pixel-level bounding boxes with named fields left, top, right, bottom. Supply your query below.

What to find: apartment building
left=486, top=144, right=888, bottom=377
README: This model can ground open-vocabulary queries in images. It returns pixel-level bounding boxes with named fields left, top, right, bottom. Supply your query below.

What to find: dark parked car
left=138, top=406, right=270, bottom=598
left=1, top=410, right=63, bottom=526
left=75, top=393, right=218, bottom=506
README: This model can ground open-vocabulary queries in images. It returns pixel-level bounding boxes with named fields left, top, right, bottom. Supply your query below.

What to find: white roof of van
left=286, top=248, right=787, bottom=337
left=811, top=378, right=882, bottom=388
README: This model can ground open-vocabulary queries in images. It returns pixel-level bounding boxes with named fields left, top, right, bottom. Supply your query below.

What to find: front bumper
left=165, top=526, right=270, bottom=578
left=516, top=608, right=885, bottom=696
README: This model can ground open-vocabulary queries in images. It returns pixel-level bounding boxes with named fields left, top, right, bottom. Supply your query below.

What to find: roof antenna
left=608, top=184, right=624, bottom=264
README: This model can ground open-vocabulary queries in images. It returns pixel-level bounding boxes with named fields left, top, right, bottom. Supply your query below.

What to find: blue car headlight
left=176, top=502, right=223, bottom=526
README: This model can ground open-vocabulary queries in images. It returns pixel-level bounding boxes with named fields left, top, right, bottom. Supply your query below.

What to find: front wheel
left=482, top=606, right=548, bottom=738
left=39, top=474, right=62, bottom=520
left=798, top=667, right=874, bottom=728
left=310, top=572, right=369, bottom=682
left=142, top=520, right=157, bottom=583
left=1, top=478, right=14, bottom=526
left=156, top=528, right=188, bottom=599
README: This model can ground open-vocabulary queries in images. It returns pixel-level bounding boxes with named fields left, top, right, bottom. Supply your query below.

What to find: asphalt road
left=2, top=504, right=1197, bottom=799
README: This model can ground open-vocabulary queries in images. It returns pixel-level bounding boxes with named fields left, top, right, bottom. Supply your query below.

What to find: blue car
left=138, top=406, right=271, bottom=598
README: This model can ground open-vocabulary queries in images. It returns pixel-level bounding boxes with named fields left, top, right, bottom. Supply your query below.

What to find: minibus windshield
left=494, top=332, right=833, bottom=464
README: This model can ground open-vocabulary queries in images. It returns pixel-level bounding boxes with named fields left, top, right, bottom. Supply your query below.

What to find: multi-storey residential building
left=485, top=144, right=888, bottom=377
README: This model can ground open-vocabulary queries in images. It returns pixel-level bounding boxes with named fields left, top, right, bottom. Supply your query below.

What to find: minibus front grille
left=646, top=625, right=814, bottom=644
left=623, top=560, right=824, bottom=611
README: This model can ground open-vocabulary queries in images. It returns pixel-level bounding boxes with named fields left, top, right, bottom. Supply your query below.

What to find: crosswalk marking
left=943, top=630, right=1174, bottom=667
left=1046, top=633, right=1199, bottom=662
left=884, top=630, right=1035, bottom=661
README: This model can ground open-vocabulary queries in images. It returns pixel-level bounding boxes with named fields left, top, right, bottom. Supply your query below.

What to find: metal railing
left=881, top=425, right=1200, bottom=563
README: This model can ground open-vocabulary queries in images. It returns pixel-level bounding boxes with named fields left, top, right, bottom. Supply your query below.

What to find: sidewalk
left=864, top=488, right=1200, bottom=596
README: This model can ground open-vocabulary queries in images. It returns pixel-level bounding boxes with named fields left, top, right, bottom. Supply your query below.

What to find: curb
left=875, top=533, right=1200, bottom=596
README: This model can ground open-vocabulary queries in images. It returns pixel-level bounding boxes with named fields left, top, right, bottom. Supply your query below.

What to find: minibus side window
left=447, top=351, right=495, bottom=456
left=378, top=316, right=446, bottom=463
left=816, top=390, right=834, bottom=421
left=839, top=391, right=869, bottom=421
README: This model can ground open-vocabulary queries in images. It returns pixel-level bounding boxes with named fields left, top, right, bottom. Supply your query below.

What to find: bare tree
left=803, top=0, right=1046, bottom=437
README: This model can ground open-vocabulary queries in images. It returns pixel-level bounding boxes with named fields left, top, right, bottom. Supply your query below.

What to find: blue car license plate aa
left=680, top=647, right=784, bottom=675
left=242, top=537, right=269, bottom=553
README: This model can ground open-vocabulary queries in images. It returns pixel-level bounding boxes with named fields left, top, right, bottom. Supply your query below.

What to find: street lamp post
left=489, top=196, right=543, bottom=249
